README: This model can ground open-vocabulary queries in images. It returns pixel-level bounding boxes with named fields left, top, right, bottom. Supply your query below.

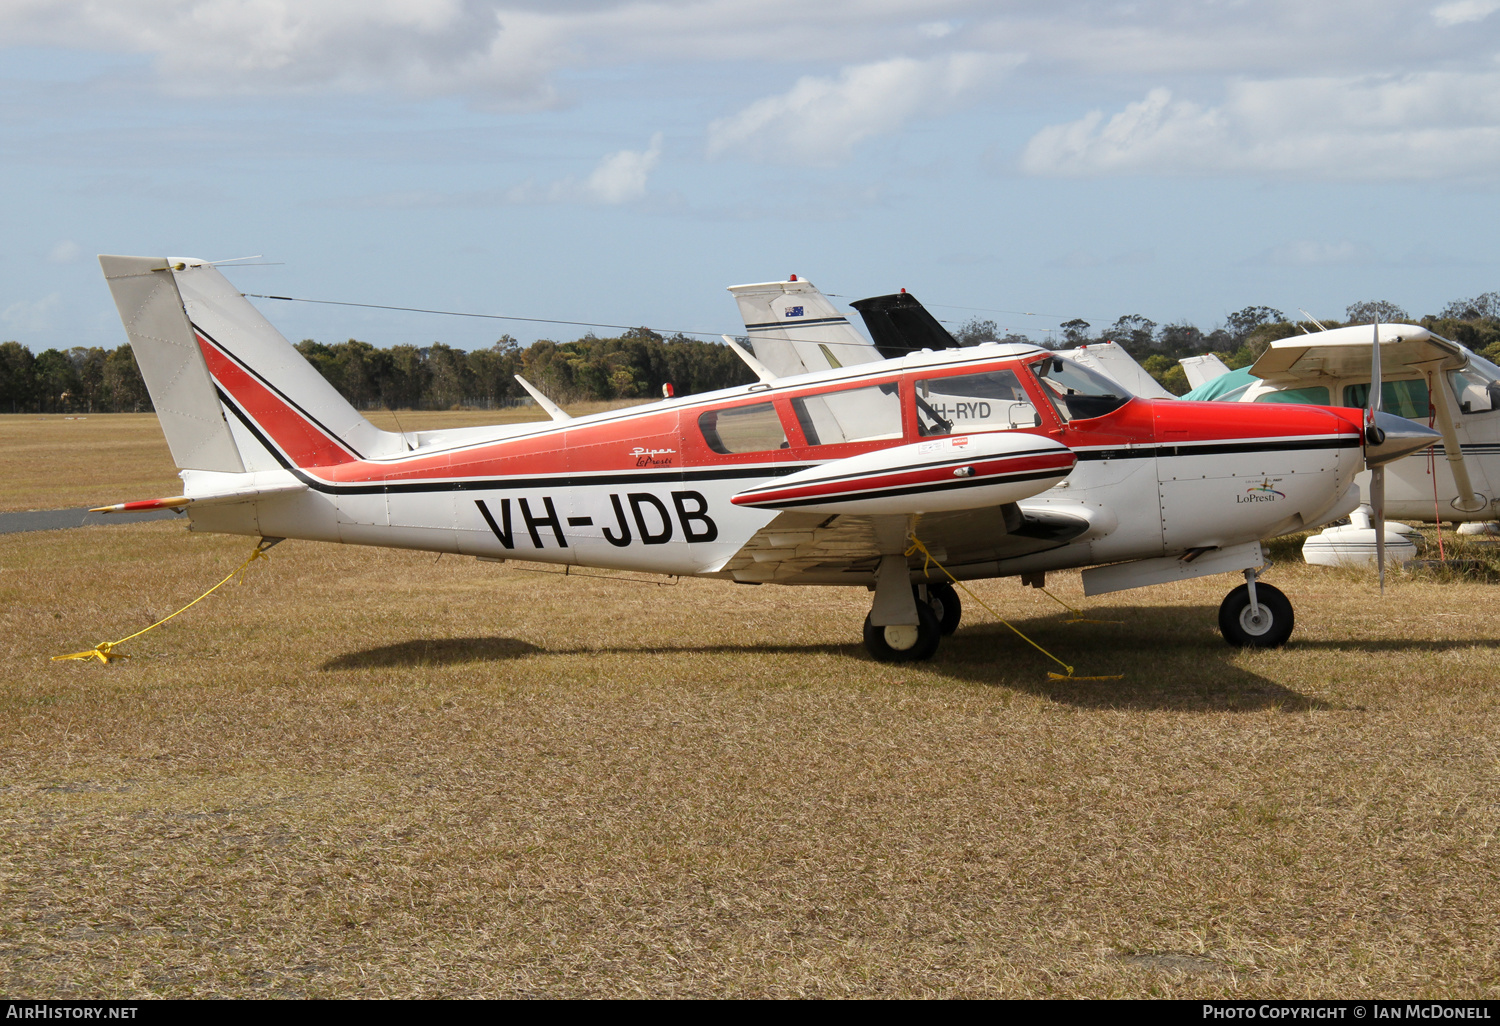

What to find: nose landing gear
left=1218, top=567, right=1294, bottom=648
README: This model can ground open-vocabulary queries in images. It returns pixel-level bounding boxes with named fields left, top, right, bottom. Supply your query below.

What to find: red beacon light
left=662, top=383, right=675, bottom=398
left=789, top=274, right=797, bottom=281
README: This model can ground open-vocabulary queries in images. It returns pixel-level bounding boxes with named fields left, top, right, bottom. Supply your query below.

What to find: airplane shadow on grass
left=321, top=604, right=1500, bottom=713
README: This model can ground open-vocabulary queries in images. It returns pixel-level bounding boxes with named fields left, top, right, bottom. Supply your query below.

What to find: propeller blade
left=1372, top=465, right=1386, bottom=595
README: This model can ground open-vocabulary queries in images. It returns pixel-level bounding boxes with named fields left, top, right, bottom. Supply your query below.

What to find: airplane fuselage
left=187, top=342, right=1367, bottom=589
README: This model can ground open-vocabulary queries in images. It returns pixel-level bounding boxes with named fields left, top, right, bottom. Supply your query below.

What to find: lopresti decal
left=1239, top=478, right=1288, bottom=503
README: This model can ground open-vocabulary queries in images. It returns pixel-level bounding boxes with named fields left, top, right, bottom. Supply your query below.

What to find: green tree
left=1155, top=323, right=1204, bottom=359
left=1346, top=299, right=1410, bottom=324
left=1439, top=292, right=1500, bottom=322
left=34, top=349, right=80, bottom=412
left=383, top=345, right=429, bottom=409
left=1225, top=306, right=1286, bottom=344
left=952, top=318, right=998, bottom=346
left=1105, top=314, right=1156, bottom=350
left=103, top=345, right=150, bottom=411
left=426, top=343, right=472, bottom=407
left=0, top=341, right=36, bottom=412
left=68, top=347, right=108, bottom=412
left=1060, top=319, right=1091, bottom=345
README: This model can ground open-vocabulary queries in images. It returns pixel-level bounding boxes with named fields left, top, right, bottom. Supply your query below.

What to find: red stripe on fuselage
left=198, top=334, right=358, bottom=468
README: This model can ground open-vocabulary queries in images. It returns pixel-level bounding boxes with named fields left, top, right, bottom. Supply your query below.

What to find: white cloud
left=1020, top=88, right=1224, bottom=177
left=579, top=132, right=663, bottom=204
left=0, top=2, right=1491, bottom=114
left=1262, top=240, right=1365, bottom=266
left=0, top=1, right=996, bottom=107
left=3, top=293, right=63, bottom=334
left=47, top=241, right=80, bottom=263
left=499, top=134, right=664, bottom=205
left=1020, top=74, right=1500, bottom=180
left=1431, top=0, right=1500, bottom=26
left=707, top=52, right=1021, bottom=165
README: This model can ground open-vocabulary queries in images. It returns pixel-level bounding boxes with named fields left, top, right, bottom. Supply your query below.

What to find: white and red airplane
left=95, top=256, right=1437, bottom=661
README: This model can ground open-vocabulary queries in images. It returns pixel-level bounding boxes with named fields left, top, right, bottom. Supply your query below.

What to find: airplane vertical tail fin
left=727, top=277, right=883, bottom=378
left=100, top=256, right=406, bottom=473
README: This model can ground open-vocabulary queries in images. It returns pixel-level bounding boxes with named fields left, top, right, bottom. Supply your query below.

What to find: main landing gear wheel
left=1218, top=583, right=1295, bottom=648
left=919, top=583, right=962, bottom=636
left=864, top=601, right=942, bottom=663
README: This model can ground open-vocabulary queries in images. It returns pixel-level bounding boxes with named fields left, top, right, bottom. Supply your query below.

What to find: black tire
left=919, top=582, right=962, bottom=636
left=1218, top=583, right=1294, bottom=648
left=863, top=601, right=942, bottom=663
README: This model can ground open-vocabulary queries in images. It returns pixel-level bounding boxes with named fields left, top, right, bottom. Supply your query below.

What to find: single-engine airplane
left=1177, top=329, right=1500, bottom=524
left=95, top=257, right=1437, bottom=662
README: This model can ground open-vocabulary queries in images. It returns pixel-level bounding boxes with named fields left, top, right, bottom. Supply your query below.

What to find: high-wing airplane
left=94, top=256, right=1437, bottom=662
left=1175, top=326, right=1500, bottom=524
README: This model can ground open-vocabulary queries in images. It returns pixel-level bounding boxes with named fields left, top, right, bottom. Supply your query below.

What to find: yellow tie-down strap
left=52, top=540, right=277, bottom=665
left=905, top=531, right=1122, bottom=682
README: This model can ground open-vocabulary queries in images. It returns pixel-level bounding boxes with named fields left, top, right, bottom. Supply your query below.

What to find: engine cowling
left=731, top=432, right=1076, bottom=515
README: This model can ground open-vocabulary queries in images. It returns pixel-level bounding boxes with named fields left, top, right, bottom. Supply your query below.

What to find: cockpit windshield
left=1028, top=356, right=1132, bottom=422
left=1452, top=357, right=1500, bottom=415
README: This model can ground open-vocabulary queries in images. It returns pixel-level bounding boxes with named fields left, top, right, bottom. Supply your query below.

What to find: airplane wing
left=716, top=430, right=1092, bottom=583
left=717, top=504, right=1095, bottom=584
left=1248, top=325, right=1482, bottom=511
left=1250, top=325, right=1468, bottom=380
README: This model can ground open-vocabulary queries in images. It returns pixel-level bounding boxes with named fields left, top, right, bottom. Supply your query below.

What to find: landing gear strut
left=863, top=602, right=942, bottom=662
left=863, top=582, right=961, bottom=662
left=1218, top=568, right=1295, bottom=648
left=920, top=582, right=962, bottom=636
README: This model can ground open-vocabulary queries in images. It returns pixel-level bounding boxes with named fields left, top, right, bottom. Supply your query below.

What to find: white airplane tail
left=727, top=277, right=883, bottom=378
left=1179, top=353, right=1233, bottom=391
left=1062, top=341, right=1176, bottom=400
left=100, top=256, right=407, bottom=474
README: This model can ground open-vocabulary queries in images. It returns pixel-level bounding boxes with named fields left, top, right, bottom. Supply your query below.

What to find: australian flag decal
left=785, top=306, right=804, bottom=317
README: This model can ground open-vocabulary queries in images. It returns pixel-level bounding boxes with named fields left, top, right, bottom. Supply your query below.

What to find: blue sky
left=3, top=0, right=1499, bottom=353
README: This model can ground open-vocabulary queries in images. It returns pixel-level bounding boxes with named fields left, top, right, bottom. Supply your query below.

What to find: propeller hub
left=1364, top=411, right=1438, bottom=468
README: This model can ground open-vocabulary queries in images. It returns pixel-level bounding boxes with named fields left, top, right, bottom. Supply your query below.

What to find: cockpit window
left=914, top=369, right=1039, bottom=436
left=1028, top=356, right=1131, bottom=422
left=1342, top=379, right=1430, bottom=420
left=698, top=402, right=788, bottom=454
left=1452, top=362, right=1500, bottom=415
left=1254, top=386, right=1330, bottom=405
left=790, top=382, right=903, bottom=446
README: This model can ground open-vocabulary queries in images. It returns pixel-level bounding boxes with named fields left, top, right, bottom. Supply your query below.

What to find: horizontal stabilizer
left=91, top=479, right=306, bottom=514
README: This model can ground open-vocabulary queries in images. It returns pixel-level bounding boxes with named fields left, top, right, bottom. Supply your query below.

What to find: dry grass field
left=1, top=414, right=1498, bottom=998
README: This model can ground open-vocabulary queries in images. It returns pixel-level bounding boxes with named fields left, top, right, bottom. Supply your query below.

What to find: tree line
left=3, top=291, right=1498, bottom=413
left=956, top=292, right=1500, bottom=395
left=0, top=329, right=756, bottom=414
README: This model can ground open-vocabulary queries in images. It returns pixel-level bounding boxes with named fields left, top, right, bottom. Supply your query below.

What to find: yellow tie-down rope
left=905, top=530, right=1121, bottom=681
left=52, top=540, right=277, bottom=665
left=1035, top=584, right=1123, bottom=625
